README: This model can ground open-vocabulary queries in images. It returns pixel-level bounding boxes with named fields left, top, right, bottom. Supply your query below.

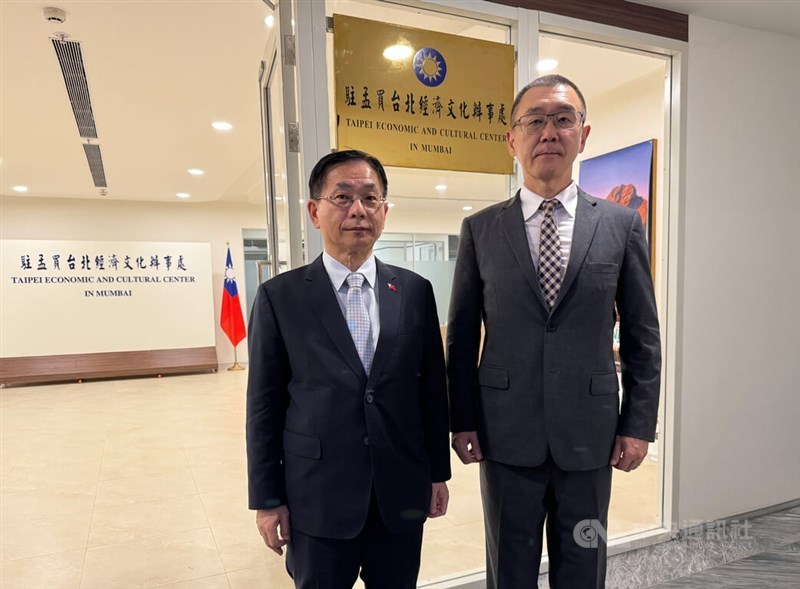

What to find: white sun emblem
left=416, top=51, right=443, bottom=83
left=225, top=267, right=235, bottom=281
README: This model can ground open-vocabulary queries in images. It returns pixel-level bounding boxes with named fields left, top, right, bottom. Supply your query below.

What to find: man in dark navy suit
left=247, top=150, right=451, bottom=589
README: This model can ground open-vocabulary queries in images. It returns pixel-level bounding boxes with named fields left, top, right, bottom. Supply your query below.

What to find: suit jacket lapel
left=305, top=256, right=366, bottom=380
left=499, top=192, right=549, bottom=310
left=552, top=189, right=600, bottom=311
left=368, top=260, right=400, bottom=386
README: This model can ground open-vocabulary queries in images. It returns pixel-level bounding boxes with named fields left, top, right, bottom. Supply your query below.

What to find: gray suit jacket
left=447, top=188, right=661, bottom=471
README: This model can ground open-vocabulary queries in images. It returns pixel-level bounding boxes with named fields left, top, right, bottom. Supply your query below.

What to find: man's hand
left=451, top=431, right=483, bottom=464
left=256, top=505, right=291, bottom=555
left=610, top=435, right=649, bottom=472
left=429, top=482, right=449, bottom=518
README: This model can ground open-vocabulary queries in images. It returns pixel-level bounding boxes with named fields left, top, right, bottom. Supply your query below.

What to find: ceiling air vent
left=82, top=144, right=107, bottom=188
left=51, top=39, right=97, bottom=139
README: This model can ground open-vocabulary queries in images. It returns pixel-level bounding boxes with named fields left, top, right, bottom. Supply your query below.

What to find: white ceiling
left=630, top=0, right=800, bottom=38
left=0, top=0, right=272, bottom=203
left=1, top=0, right=796, bottom=209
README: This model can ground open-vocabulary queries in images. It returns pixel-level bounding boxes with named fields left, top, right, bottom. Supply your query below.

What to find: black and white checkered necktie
left=538, top=199, right=562, bottom=308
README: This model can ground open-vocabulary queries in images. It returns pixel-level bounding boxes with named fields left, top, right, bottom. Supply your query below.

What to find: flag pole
left=228, top=344, right=245, bottom=371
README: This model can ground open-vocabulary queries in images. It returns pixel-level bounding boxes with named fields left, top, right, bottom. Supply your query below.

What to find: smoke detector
left=44, top=7, right=66, bottom=24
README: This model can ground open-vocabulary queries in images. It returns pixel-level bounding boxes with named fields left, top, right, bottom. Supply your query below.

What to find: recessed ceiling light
left=435, top=184, right=447, bottom=191
left=188, top=168, right=204, bottom=176
left=383, top=44, right=413, bottom=61
left=387, top=202, right=396, bottom=208
left=176, top=192, right=190, bottom=199
left=212, top=121, right=233, bottom=131
left=12, top=185, right=28, bottom=193
left=537, top=59, right=558, bottom=72
left=462, top=205, right=473, bottom=211
left=264, top=15, right=275, bottom=28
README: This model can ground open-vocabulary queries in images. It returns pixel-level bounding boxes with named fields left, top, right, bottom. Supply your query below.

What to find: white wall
left=677, top=16, right=800, bottom=523
left=579, top=67, right=666, bottom=165
left=0, top=195, right=266, bottom=366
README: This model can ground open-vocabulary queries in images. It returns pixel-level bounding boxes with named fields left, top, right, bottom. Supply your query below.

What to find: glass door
left=260, top=0, right=306, bottom=277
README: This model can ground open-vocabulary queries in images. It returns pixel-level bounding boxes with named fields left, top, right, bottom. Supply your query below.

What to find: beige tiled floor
left=0, top=371, right=660, bottom=588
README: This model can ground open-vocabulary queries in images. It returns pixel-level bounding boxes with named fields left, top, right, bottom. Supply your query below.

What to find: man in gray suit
left=447, top=75, right=661, bottom=588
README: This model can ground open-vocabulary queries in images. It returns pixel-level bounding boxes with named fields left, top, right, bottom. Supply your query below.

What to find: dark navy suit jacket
left=246, top=255, right=451, bottom=539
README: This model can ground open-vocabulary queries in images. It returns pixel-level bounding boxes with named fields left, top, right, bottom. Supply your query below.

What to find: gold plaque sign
left=333, top=14, right=514, bottom=174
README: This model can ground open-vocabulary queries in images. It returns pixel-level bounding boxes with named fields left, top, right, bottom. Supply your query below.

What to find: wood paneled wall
left=0, top=347, right=218, bottom=386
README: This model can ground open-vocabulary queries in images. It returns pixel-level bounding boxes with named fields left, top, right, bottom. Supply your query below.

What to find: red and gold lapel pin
left=387, top=283, right=397, bottom=292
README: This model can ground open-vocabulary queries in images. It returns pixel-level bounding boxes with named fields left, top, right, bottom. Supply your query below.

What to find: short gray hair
left=510, top=74, right=587, bottom=122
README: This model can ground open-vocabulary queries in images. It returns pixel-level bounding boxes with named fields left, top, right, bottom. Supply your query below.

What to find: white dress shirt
left=322, top=252, right=380, bottom=351
left=519, top=181, right=578, bottom=277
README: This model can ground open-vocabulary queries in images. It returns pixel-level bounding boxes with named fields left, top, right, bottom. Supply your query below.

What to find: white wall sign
left=0, top=240, right=215, bottom=357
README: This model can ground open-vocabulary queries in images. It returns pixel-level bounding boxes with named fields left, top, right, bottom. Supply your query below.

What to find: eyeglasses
left=511, top=111, right=585, bottom=134
left=314, top=193, right=387, bottom=210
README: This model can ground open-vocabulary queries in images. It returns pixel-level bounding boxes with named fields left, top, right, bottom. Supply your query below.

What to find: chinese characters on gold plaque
left=334, top=14, right=514, bottom=174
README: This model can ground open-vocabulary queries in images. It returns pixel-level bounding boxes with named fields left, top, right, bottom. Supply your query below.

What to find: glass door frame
left=259, top=42, right=280, bottom=279
left=260, top=0, right=316, bottom=276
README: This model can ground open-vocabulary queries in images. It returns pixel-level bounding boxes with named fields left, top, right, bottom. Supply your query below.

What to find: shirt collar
left=322, top=251, right=377, bottom=291
left=519, top=181, right=578, bottom=221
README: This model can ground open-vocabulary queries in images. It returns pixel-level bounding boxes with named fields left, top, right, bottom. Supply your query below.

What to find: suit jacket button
left=365, top=393, right=374, bottom=404
left=362, top=435, right=369, bottom=446
left=546, top=325, right=557, bottom=332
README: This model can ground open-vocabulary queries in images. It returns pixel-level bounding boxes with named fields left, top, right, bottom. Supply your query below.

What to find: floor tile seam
left=183, top=451, right=247, bottom=463
left=427, top=518, right=487, bottom=531
left=97, top=465, right=193, bottom=483
left=85, top=524, right=215, bottom=550
left=183, top=444, right=226, bottom=560
left=0, top=545, right=88, bottom=565
left=155, top=573, right=233, bottom=589
left=95, top=464, right=196, bottom=482
left=0, top=507, right=97, bottom=529
left=0, top=481, right=97, bottom=496
left=108, top=566, right=226, bottom=589
left=79, top=437, right=106, bottom=589
left=222, top=563, right=271, bottom=578
left=101, top=443, right=188, bottom=451
left=91, top=489, right=203, bottom=511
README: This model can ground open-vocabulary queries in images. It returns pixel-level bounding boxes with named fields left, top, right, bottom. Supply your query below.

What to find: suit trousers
left=481, top=455, right=612, bottom=589
left=285, top=490, right=424, bottom=589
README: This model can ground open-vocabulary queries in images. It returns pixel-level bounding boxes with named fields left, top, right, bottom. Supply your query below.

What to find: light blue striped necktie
left=346, top=273, right=374, bottom=374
